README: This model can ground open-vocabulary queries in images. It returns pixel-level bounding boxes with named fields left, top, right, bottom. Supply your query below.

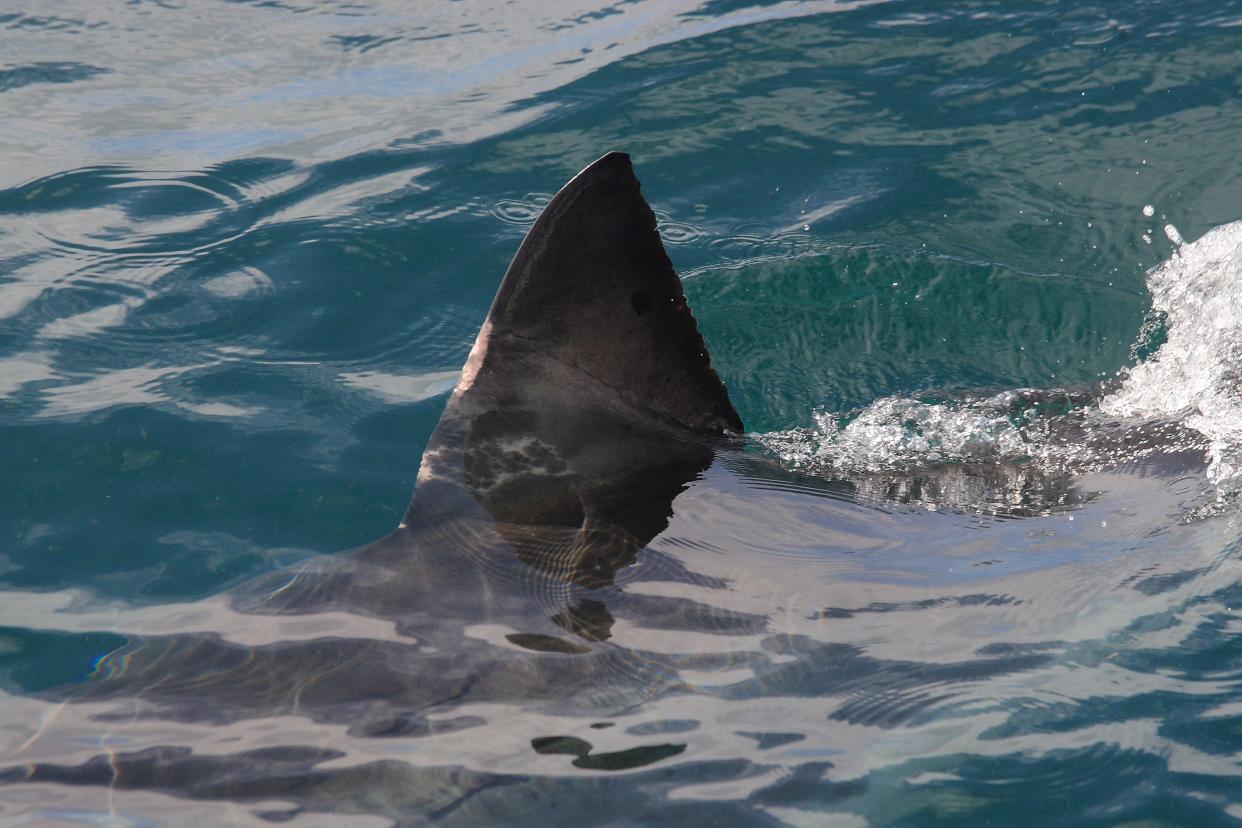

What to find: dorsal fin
left=462, top=151, right=741, bottom=434
left=400, top=154, right=741, bottom=589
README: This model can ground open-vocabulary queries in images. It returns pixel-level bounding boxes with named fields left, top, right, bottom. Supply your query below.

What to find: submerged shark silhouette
left=1, top=154, right=1225, bottom=822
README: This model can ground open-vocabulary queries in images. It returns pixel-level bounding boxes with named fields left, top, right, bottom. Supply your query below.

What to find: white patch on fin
left=456, top=319, right=493, bottom=394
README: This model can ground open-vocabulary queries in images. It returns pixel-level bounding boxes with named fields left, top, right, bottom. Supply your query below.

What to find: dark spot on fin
left=630, top=290, right=653, bottom=316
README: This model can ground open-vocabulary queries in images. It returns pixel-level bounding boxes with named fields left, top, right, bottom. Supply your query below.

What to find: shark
left=1, top=153, right=1234, bottom=826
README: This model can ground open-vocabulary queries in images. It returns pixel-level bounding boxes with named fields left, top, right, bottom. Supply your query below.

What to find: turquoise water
left=4, top=1, right=1242, bottom=825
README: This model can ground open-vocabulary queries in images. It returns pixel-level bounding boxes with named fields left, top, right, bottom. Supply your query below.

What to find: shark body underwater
left=2, top=154, right=1236, bottom=824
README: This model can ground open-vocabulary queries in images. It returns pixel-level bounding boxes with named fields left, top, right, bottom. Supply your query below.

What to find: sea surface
left=3, top=1, right=1242, bottom=825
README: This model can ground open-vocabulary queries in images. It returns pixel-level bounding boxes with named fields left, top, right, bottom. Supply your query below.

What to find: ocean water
left=4, top=1, right=1242, bottom=825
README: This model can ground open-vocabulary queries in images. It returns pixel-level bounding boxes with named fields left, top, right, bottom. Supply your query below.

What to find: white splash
left=1100, top=220, right=1242, bottom=488
left=759, top=397, right=1030, bottom=474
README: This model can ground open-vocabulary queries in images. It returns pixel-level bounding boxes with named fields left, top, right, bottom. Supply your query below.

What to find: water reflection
left=8, top=200, right=1228, bottom=822
left=3, top=381, right=1239, bottom=823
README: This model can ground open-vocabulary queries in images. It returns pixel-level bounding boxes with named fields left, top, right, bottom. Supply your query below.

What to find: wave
left=756, top=219, right=1242, bottom=505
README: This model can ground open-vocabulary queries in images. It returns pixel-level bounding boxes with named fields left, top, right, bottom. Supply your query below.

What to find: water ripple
left=490, top=194, right=552, bottom=225
left=4, top=0, right=1242, bottom=825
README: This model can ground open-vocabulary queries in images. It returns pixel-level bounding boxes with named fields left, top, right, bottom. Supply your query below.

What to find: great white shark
left=1, top=153, right=1235, bottom=825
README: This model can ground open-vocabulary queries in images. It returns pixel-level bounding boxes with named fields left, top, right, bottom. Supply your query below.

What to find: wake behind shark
left=2, top=154, right=1235, bottom=823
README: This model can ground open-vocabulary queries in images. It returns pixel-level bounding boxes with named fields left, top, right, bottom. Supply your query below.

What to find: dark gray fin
left=400, top=153, right=740, bottom=589
left=468, top=151, right=741, bottom=435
